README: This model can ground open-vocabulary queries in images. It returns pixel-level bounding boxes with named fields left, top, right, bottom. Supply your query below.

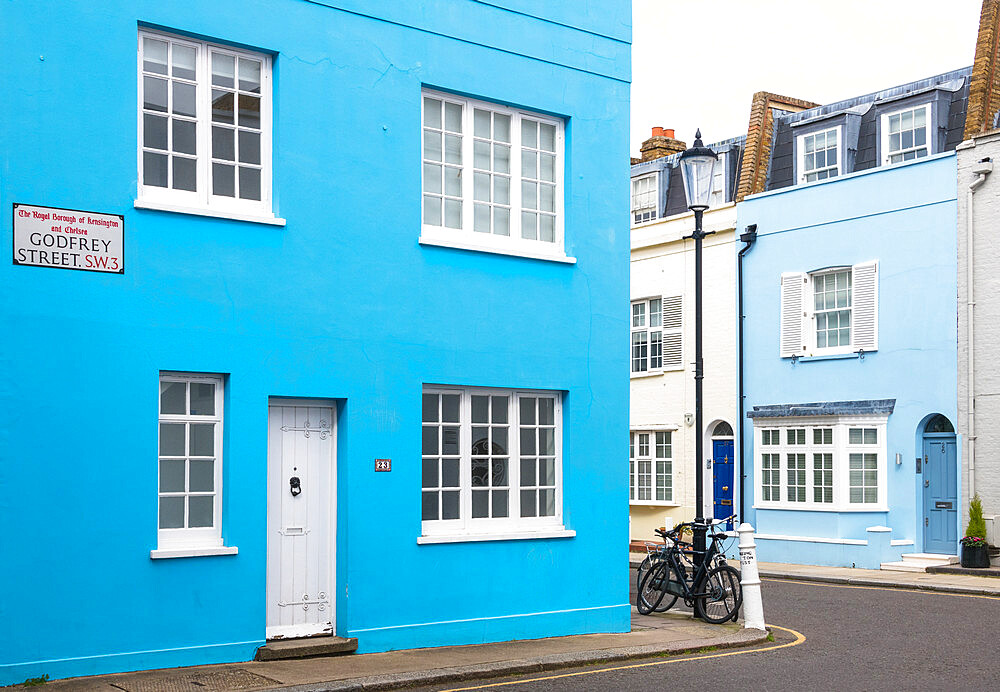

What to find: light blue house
left=737, top=70, right=968, bottom=569
left=0, top=1, right=631, bottom=684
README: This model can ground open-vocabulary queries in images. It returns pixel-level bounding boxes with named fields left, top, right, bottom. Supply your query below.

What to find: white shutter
left=852, top=260, right=878, bottom=352
left=662, top=295, right=683, bottom=367
left=780, top=273, right=806, bottom=357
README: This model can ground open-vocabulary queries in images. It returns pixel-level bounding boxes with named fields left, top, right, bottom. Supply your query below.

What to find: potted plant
left=961, top=495, right=991, bottom=568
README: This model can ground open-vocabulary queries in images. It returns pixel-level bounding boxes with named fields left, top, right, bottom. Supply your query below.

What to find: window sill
left=417, top=529, right=575, bottom=544
left=630, top=371, right=663, bottom=380
left=419, top=236, right=576, bottom=264
left=150, top=546, right=239, bottom=559
left=753, top=503, right=888, bottom=513
left=134, top=200, right=286, bottom=226
left=787, top=350, right=870, bottom=362
left=629, top=501, right=680, bottom=507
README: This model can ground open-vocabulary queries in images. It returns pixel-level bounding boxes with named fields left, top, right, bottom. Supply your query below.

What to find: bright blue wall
left=0, top=0, right=631, bottom=684
left=737, top=154, right=958, bottom=568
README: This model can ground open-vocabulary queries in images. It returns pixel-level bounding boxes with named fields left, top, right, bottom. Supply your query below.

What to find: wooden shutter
left=852, top=260, right=878, bottom=352
left=661, top=295, right=683, bottom=367
left=780, top=273, right=806, bottom=357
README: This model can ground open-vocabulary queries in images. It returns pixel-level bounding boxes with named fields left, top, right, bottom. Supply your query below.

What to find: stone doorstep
left=255, top=635, right=358, bottom=661
left=880, top=553, right=960, bottom=573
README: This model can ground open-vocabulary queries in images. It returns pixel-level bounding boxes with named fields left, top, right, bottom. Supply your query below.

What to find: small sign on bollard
left=737, top=522, right=767, bottom=631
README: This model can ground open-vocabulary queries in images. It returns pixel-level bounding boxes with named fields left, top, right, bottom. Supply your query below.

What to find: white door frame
left=266, top=398, right=338, bottom=640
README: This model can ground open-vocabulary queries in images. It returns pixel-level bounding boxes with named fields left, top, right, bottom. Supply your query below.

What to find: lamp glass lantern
left=678, top=129, right=718, bottom=211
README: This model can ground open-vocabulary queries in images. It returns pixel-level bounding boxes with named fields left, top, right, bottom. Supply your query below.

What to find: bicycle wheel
left=694, top=564, right=742, bottom=624
left=636, top=556, right=678, bottom=613
left=636, top=561, right=672, bottom=615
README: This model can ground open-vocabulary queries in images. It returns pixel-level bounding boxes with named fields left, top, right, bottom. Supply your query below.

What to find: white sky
left=630, top=0, right=983, bottom=154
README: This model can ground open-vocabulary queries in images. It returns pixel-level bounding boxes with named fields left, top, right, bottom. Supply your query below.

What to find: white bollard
left=737, top=522, right=766, bottom=631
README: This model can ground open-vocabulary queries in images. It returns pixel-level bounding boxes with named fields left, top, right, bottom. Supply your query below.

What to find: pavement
left=18, top=557, right=998, bottom=691
left=10, top=609, right=765, bottom=691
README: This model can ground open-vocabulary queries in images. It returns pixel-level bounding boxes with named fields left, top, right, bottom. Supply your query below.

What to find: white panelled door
left=266, top=403, right=336, bottom=640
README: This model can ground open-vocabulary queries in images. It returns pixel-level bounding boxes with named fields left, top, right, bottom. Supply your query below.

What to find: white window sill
left=135, top=200, right=286, bottom=226
left=417, top=529, right=575, bottom=544
left=150, top=546, right=239, bottom=559
left=629, top=501, right=679, bottom=507
left=753, top=503, right=888, bottom=513
left=419, top=236, right=576, bottom=264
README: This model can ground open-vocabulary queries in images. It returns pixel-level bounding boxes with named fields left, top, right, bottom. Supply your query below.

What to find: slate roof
left=766, top=67, right=971, bottom=191
left=630, top=135, right=746, bottom=218
left=746, top=399, right=897, bottom=419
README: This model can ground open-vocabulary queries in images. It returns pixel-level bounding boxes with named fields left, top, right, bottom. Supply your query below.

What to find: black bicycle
left=635, top=516, right=741, bottom=623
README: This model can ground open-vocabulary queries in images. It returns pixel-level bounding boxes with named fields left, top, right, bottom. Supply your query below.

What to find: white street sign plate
left=13, top=203, right=124, bottom=274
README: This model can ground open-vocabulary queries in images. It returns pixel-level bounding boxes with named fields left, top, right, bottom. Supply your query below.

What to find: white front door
left=266, top=403, right=336, bottom=639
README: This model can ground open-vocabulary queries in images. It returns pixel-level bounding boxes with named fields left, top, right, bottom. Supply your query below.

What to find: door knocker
left=289, top=476, right=302, bottom=496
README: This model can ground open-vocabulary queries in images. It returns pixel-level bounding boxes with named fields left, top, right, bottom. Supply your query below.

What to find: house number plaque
left=375, top=458, right=391, bottom=472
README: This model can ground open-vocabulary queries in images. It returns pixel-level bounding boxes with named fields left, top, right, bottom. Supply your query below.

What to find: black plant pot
left=961, top=543, right=990, bottom=568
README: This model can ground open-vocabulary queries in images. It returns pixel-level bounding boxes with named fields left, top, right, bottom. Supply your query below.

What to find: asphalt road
left=418, top=577, right=1000, bottom=691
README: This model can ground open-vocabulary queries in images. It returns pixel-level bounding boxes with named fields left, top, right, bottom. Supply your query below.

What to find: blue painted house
left=0, top=1, right=631, bottom=684
left=736, top=70, right=969, bottom=569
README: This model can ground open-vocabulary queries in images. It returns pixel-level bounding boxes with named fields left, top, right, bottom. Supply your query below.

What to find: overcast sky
left=630, top=0, right=983, bottom=155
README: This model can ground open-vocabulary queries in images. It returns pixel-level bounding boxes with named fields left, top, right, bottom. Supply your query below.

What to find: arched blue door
left=713, top=439, right=734, bottom=529
left=922, top=431, right=957, bottom=554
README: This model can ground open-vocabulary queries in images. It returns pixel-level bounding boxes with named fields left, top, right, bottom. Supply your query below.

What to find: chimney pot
left=652, top=126, right=665, bottom=137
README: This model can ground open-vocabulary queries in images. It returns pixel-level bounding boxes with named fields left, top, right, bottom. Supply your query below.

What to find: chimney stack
left=640, top=127, right=686, bottom=162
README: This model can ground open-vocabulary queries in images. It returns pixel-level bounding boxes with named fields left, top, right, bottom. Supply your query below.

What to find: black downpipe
left=737, top=224, right=757, bottom=523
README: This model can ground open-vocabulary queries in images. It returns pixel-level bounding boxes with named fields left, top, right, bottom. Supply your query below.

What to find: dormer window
left=631, top=174, right=657, bottom=224
left=882, top=105, right=929, bottom=164
left=709, top=154, right=727, bottom=207
left=798, top=127, right=840, bottom=183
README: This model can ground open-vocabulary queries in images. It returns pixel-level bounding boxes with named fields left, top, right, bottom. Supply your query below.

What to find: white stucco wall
left=629, top=204, right=739, bottom=540
left=958, top=132, right=1000, bottom=541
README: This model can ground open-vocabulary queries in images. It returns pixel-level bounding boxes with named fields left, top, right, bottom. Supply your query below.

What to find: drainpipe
left=737, top=224, right=757, bottom=523
left=967, top=155, right=992, bottom=499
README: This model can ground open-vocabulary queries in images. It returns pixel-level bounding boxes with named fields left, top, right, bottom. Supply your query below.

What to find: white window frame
left=419, top=89, right=567, bottom=261
left=631, top=173, right=658, bottom=225
left=753, top=416, right=887, bottom=511
left=797, top=126, right=841, bottom=183
left=420, top=386, right=566, bottom=540
left=881, top=104, right=931, bottom=165
left=631, top=295, right=682, bottom=375
left=629, top=430, right=674, bottom=506
left=780, top=261, right=878, bottom=358
left=137, top=29, right=275, bottom=221
left=709, top=153, right=728, bottom=207
left=157, top=372, right=225, bottom=550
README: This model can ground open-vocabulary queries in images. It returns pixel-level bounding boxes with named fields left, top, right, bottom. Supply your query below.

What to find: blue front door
left=922, top=435, right=957, bottom=554
left=713, top=439, right=734, bottom=528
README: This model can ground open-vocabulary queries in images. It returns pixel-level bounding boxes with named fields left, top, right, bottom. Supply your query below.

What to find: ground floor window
left=754, top=418, right=885, bottom=511
left=421, top=386, right=564, bottom=537
left=158, top=372, right=225, bottom=549
left=629, top=430, right=672, bottom=504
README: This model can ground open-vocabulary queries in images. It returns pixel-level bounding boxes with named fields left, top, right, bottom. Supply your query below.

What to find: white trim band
left=417, top=529, right=575, bottom=544
left=754, top=533, right=868, bottom=546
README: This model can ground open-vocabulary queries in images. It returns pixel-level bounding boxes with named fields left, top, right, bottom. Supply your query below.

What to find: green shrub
left=966, top=494, right=987, bottom=540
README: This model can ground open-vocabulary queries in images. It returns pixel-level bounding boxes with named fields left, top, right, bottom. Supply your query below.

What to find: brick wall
left=965, top=0, right=1000, bottom=139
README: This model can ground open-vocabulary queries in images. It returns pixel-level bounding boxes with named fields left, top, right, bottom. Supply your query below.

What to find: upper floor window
left=421, top=90, right=564, bottom=255
left=631, top=296, right=682, bottom=374
left=798, top=128, right=840, bottom=183
left=138, top=30, right=272, bottom=217
left=709, top=154, right=728, bottom=207
left=882, top=105, right=929, bottom=164
left=779, top=261, right=877, bottom=358
left=631, top=174, right=657, bottom=225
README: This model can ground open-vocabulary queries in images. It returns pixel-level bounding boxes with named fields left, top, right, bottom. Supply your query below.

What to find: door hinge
left=925, top=517, right=929, bottom=527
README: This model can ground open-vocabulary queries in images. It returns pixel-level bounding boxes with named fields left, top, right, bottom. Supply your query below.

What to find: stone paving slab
left=10, top=610, right=765, bottom=691
left=756, top=561, right=1000, bottom=596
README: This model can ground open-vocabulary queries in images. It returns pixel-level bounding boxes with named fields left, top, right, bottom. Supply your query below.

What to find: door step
left=255, top=635, right=358, bottom=661
left=880, top=552, right=959, bottom=573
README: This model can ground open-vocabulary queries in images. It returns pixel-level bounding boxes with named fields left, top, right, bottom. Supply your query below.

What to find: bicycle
left=635, top=515, right=742, bottom=623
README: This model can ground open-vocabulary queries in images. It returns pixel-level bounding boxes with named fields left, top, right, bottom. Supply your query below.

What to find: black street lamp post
left=678, top=129, right=718, bottom=568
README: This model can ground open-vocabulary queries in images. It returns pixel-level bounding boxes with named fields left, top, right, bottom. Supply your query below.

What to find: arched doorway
left=921, top=414, right=957, bottom=554
left=711, top=421, right=734, bottom=529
